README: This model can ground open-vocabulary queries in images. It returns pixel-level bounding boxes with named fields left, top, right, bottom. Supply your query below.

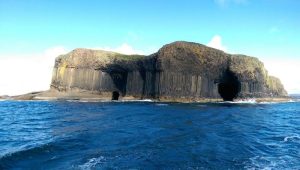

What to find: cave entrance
left=218, top=70, right=241, bottom=101
left=112, top=91, right=120, bottom=100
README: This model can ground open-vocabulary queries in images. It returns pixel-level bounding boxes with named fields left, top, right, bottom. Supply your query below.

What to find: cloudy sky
left=0, top=0, right=299, bottom=95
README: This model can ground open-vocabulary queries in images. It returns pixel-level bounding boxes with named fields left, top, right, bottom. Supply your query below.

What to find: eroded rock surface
left=51, top=41, right=287, bottom=101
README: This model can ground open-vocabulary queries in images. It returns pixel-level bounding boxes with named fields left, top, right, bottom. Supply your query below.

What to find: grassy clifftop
left=229, top=54, right=268, bottom=81
left=55, top=48, right=145, bottom=69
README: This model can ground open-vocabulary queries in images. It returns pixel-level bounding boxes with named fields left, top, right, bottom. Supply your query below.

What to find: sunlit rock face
left=51, top=41, right=288, bottom=101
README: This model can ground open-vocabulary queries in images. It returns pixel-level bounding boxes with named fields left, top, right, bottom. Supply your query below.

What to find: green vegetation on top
left=113, top=53, right=145, bottom=61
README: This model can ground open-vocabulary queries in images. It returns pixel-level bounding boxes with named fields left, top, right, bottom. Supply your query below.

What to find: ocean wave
left=0, top=142, right=57, bottom=165
left=287, top=99, right=300, bottom=103
left=244, top=156, right=291, bottom=170
left=257, top=99, right=300, bottom=104
left=219, top=99, right=257, bottom=104
left=218, top=99, right=300, bottom=105
left=78, top=156, right=105, bottom=170
left=283, top=135, right=300, bottom=142
left=235, top=99, right=257, bottom=104
left=257, top=101, right=280, bottom=104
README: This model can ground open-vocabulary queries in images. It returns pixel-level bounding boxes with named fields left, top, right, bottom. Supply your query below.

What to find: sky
left=0, top=0, right=299, bottom=95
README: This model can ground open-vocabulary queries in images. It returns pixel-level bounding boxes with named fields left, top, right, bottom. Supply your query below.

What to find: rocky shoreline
left=1, top=90, right=292, bottom=104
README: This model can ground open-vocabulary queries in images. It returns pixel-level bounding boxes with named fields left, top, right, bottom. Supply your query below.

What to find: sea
left=0, top=98, right=300, bottom=169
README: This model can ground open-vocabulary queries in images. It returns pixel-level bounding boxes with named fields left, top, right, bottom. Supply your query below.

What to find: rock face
left=51, top=41, right=287, bottom=101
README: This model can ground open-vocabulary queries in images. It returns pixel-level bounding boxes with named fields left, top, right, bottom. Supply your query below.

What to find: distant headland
left=6, top=41, right=289, bottom=102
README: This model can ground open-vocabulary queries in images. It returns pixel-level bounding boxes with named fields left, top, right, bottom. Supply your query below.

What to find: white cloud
left=207, top=35, right=228, bottom=52
left=214, top=0, right=247, bottom=7
left=95, top=43, right=145, bottom=55
left=0, top=47, right=67, bottom=96
left=262, top=58, right=300, bottom=94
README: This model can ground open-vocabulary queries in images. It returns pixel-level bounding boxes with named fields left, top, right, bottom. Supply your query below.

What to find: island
left=11, top=41, right=288, bottom=102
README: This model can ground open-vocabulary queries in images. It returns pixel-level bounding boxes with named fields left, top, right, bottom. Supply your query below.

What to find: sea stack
left=50, top=41, right=287, bottom=101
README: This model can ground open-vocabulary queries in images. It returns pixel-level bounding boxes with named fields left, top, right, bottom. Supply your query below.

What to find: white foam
left=245, top=156, right=287, bottom=170
left=141, top=99, right=153, bottom=102
left=258, top=99, right=300, bottom=104
left=219, top=99, right=300, bottom=105
left=257, top=101, right=279, bottom=104
left=155, top=103, right=169, bottom=106
left=121, top=99, right=153, bottom=102
left=235, top=99, right=257, bottom=104
left=78, top=156, right=105, bottom=170
left=34, top=97, right=58, bottom=100
left=65, top=99, right=110, bottom=103
left=283, top=135, right=300, bottom=142
left=219, top=99, right=257, bottom=104
left=287, top=99, right=300, bottom=103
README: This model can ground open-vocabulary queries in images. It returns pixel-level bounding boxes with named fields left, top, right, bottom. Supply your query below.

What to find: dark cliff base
left=6, top=89, right=291, bottom=103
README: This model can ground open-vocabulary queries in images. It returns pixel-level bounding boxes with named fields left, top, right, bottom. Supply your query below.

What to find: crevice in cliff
left=112, top=91, right=120, bottom=100
left=139, top=69, right=146, bottom=98
left=218, top=69, right=241, bottom=101
left=109, top=72, right=128, bottom=96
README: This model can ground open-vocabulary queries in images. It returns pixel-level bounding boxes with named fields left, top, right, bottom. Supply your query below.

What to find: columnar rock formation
left=50, top=41, right=287, bottom=101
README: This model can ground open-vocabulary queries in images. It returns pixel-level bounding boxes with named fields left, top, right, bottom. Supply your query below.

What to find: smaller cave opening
left=218, top=70, right=241, bottom=101
left=112, top=91, right=120, bottom=100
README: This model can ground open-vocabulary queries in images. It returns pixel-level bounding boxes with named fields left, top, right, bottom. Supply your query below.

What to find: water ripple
left=0, top=101, right=299, bottom=169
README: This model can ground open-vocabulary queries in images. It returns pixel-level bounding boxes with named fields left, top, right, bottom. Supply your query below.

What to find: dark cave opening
left=218, top=70, right=241, bottom=101
left=112, top=91, right=120, bottom=100
left=109, top=71, right=128, bottom=96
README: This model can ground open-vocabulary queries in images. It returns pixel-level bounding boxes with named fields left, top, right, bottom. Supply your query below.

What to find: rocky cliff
left=50, top=41, right=287, bottom=101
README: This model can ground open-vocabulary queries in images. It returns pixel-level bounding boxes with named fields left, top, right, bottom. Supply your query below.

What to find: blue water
left=0, top=100, right=300, bottom=169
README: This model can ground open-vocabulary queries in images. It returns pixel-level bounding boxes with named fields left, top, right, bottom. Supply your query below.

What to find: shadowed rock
left=218, top=69, right=241, bottom=101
